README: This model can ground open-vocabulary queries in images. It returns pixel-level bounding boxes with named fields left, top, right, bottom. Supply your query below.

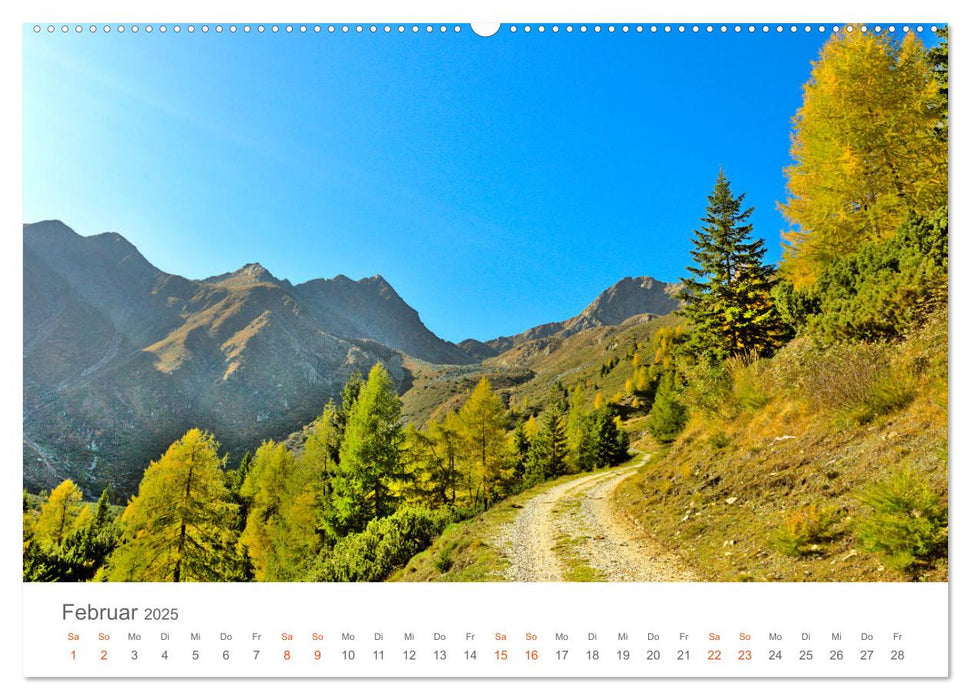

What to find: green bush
left=684, top=353, right=770, bottom=420
left=314, top=506, right=452, bottom=582
left=787, top=207, right=948, bottom=343
left=433, top=539, right=458, bottom=573
left=854, top=469, right=947, bottom=573
left=769, top=504, right=837, bottom=557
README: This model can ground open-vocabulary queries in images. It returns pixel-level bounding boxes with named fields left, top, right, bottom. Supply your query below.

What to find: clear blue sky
left=21, top=25, right=936, bottom=342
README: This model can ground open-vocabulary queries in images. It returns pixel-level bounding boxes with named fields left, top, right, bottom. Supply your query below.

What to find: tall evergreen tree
left=680, top=171, right=783, bottom=361
left=647, top=373, right=688, bottom=443
left=524, top=411, right=568, bottom=485
left=511, top=421, right=531, bottom=482
left=566, top=386, right=598, bottom=473
left=322, top=363, right=404, bottom=539
left=591, top=407, right=630, bottom=467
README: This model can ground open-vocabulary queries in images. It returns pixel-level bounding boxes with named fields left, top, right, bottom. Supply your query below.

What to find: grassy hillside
left=401, top=313, right=680, bottom=425
left=614, top=309, right=948, bottom=582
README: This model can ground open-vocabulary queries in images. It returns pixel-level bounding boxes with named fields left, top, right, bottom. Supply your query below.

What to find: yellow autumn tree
left=781, top=28, right=947, bottom=286
left=240, top=440, right=319, bottom=581
left=457, top=377, right=508, bottom=507
left=107, top=429, right=241, bottom=582
left=523, top=414, right=540, bottom=440
left=32, top=479, right=85, bottom=545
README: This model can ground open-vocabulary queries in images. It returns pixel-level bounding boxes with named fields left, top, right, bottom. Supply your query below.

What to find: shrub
left=854, top=469, right=947, bottom=573
left=314, top=506, right=452, bottom=582
left=433, top=540, right=458, bottom=573
left=790, top=207, right=948, bottom=343
left=724, top=351, right=771, bottom=412
left=769, top=504, right=836, bottom=557
left=683, top=363, right=734, bottom=419
left=796, top=342, right=916, bottom=423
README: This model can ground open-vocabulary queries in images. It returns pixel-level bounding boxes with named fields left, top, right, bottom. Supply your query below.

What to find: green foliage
left=769, top=504, right=836, bottom=557
left=679, top=171, right=785, bottom=362
left=647, top=373, right=687, bottom=443
left=322, top=363, right=404, bottom=540
left=591, top=407, right=630, bottom=467
left=511, top=421, right=531, bottom=481
left=682, top=362, right=734, bottom=419
left=796, top=208, right=948, bottom=343
left=106, top=429, right=243, bottom=582
left=314, top=506, right=452, bottom=582
left=300, top=403, right=341, bottom=481
left=524, top=411, right=568, bottom=485
left=566, top=386, right=598, bottom=473
left=929, top=26, right=948, bottom=137
left=403, top=420, right=464, bottom=508
left=23, top=484, right=120, bottom=582
left=854, top=469, right=947, bottom=573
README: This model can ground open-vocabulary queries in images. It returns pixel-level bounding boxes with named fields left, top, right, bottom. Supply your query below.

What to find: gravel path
left=496, top=455, right=696, bottom=582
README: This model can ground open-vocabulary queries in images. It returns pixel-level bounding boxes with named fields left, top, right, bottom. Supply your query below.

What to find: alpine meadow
left=23, top=27, right=948, bottom=584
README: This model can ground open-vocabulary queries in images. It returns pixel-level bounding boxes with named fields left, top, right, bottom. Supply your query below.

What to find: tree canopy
left=781, top=29, right=947, bottom=286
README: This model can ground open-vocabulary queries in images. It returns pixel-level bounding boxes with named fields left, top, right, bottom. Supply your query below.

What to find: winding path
left=495, top=454, right=696, bottom=582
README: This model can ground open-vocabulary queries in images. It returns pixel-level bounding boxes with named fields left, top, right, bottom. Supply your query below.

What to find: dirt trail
left=496, top=454, right=696, bottom=582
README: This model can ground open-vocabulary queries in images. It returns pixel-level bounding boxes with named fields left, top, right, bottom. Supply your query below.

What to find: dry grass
left=613, top=311, right=948, bottom=582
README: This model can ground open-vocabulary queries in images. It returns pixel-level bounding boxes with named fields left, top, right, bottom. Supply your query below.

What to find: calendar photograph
left=22, top=22, right=948, bottom=588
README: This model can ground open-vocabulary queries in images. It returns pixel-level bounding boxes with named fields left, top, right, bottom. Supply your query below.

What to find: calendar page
left=17, top=0, right=953, bottom=688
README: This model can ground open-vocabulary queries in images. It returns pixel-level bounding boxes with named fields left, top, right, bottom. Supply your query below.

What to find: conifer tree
left=511, top=421, right=531, bottom=482
left=523, top=414, right=540, bottom=440
left=525, top=411, right=568, bottom=485
left=107, top=429, right=242, bottom=582
left=322, top=363, right=404, bottom=538
left=240, top=440, right=318, bottom=581
left=33, top=479, right=84, bottom=545
left=457, top=377, right=508, bottom=507
left=402, top=422, right=458, bottom=508
left=781, top=30, right=947, bottom=285
left=300, top=403, right=340, bottom=496
left=680, top=171, right=783, bottom=361
left=566, top=386, right=598, bottom=473
left=647, top=374, right=688, bottom=443
left=592, top=407, right=630, bottom=466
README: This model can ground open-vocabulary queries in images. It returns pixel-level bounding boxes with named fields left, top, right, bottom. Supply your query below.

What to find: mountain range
left=23, top=221, right=680, bottom=496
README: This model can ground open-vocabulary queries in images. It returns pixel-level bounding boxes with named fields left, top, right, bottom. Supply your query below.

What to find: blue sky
left=22, top=24, right=936, bottom=342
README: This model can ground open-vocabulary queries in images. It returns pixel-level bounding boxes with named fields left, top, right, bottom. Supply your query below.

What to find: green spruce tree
left=524, top=411, right=568, bottom=485
left=647, top=373, right=688, bottom=443
left=680, top=171, right=784, bottom=361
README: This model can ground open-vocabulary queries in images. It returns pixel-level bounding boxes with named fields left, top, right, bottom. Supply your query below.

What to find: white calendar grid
left=23, top=582, right=948, bottom=677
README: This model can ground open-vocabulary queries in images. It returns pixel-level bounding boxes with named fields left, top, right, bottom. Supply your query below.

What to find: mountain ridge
left=23, top=220, right=682, bottom=497
left=458, top=275, right=682, bottom=359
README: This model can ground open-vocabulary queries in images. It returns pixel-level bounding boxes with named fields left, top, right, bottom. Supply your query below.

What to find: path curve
left=496, top=454, right=696, bottom=582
